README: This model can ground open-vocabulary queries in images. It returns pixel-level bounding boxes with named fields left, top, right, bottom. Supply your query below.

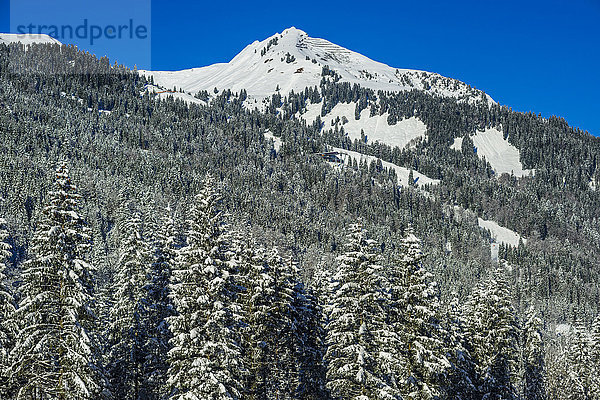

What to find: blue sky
left=1, top=0, right=599, bottom=136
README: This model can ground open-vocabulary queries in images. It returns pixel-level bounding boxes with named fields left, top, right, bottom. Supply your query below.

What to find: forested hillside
left=0, top=41, right=600, bottom=399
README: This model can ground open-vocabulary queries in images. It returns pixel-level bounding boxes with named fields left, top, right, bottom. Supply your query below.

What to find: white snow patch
left=0, top=33, right=61, bottom=45
left=478, top=218, right=526, bottom=247
left=555, top=323, right=571, bottom=336
left=490, top=242, right=499, bottom=261
left=263, top=130, right=282, bottom=151
left=589, top=176, right=597, bottom=191
left=143, top=84, right=206, bottom=106
left=445, top=241, right=452, bottom=254
left=470, top=128, right=534, bottom=177
left=330, top=147, right=439, bottom=188
left=300, top=101, right=427, bottom=150
left=450, top=137, right=463, bottom=151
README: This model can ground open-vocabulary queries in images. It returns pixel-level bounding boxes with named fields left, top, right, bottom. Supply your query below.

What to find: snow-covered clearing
left=330, top=147, right=439, bottom=188
left=263, top=130, right=282, bottom=151
left=142, top=84, right=206, bottom=106
left=478, top=217, right=526, bottom=247
left=555, top=323, right=571, bottom=336
left=300, top=101, right=427, bottom=150
left=452, top=128, right=534, bottom=177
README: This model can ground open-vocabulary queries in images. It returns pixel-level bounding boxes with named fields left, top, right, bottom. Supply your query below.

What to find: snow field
left=452, top=128, right=534, bottom=178
left=300, top=101, right=427, bottom=150
left=478, top=217, right=526, bottom=247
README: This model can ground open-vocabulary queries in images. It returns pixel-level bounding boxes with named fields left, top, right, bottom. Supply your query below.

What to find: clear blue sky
left=2, top=0, right=599, bottom=136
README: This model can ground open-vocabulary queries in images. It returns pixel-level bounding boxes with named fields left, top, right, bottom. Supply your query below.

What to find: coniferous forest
left=1, top=42, right=600, bottom=400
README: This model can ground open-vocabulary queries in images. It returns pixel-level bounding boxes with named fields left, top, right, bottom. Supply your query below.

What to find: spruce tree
left=265, top=250, right=299, bottom=399
left=236, top=239, right=270, bottom=399
left=564, top=324, right=595, bottom=400
left=388, top=226, right=449, bottom=400
left=523, top=306, right=547, bottom=400
left=325, top=223, right=397, bottom=400
left=166, top=174, right=243, bottom=400
left=0, top=217, right=17, bottom=397
left=106, top=210, right=151, bottom=400
left=591, top=314, right=600, bottom=399
left=294, top=283, right=330, bottom=400
left=441, top=291, right=477, bottom=400
left=143, top=208, right=177, bottom=399
left=464, top=265, right=519, bottom=400
left=240, top=245, right=298, bottom=400
left=10, top=163, right=102, bottom=399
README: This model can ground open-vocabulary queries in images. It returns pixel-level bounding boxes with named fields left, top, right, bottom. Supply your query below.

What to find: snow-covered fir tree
left=238, top=244, right=297, bottom=400
left=544, top=333, right=569, bottom=400
left=0, top=217, right=17, bottom=397
left=563, top=324, right=595, bottom=400
left=387, top=226, right=449, bottom=400
left=106, top=208, right=152, bottom=400
left=592, top=315, right=600, bottom=399
left=464, top=265, right=520, bottom=400
left=523, top=306, right=547, bottom=400
left=293, top=282, right=330, bottom=400
left=231, top=235, right=267, bottom=399
left=9, top=163, right=103, bottom=399
left=441, top=291, right=477, bottom=400
left=325, top=223, right=398, bottom=400
left=264, top=249, right=299, bottom=399
left=143, top=208, right=177, bottom=399
left=376, top=236, right=408, bottom=397
left=306, top=266, right=335, bottom=400
left=166, top=174, right=244, bottom=400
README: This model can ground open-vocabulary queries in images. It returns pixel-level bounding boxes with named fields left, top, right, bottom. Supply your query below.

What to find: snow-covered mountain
left=142, top=28, right=535, bottom=180
left=142, top=27, right=491, bottom=103
left=142, top=27, right=505, bottom=155
left=0, top=33, right=62, bottom=45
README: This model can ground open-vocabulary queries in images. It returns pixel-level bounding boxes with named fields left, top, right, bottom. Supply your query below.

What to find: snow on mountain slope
left=450, top=137, right=464, bottom=151
left=330, top=147, right=439, bottom=188
left=264, top=129, right=282, bottom=151
left=143, top=84, right=207, bottom=106
left=452, top=128, right=534, bottom=177
left=0, top=33, right=61, bottom=45
left=142, top=27, right=491, bottom=104
left=478, top=217, right=526, bottom=247
left=300, top=101, right=427, bottom=149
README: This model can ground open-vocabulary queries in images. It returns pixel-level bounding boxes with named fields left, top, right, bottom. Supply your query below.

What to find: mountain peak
left=281, top=26, right=307, bottom=36
left=142, top=28, right=492, bottom=103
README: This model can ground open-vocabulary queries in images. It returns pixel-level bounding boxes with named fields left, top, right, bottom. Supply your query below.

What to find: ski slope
left=141, top=27, right=492, bottom=104
left=452, top=128, right=534, bottom=177
left=0, top=33, right=61, bottom=45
